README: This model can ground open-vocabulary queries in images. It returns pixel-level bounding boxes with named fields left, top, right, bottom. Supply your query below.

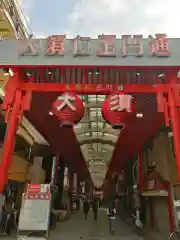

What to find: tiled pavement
left=50, top=208, right=144, bottom=240
left=1, top=208, right=167, bottom=240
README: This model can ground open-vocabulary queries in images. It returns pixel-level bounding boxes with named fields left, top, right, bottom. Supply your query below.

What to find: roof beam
left=77, top=116, right=104, bottom=124
left=81, top=143, right=114, bottom=151
left=84, top=152, right=112, bottom=160
left=84, top=102, right=103, bottom=108
left=75, top=126, right=119, bottom=136
left=79, top=137, right=116, bottom=145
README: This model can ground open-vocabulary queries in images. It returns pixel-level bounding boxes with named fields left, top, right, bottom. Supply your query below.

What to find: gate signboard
left=17, top=184, right=51, bottom=240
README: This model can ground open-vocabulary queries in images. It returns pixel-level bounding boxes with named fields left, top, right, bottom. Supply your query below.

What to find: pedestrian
left=83, top=198, right=89, bottom=220
left=92, top=199, right=98, bottom=221
left=107, top=203, right=116, bottom=234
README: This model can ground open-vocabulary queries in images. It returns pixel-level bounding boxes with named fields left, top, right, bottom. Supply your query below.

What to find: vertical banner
left=80, top=181, right=85, bottom=194
left=31, top=157, right=43, bottom=184
left=72, top=173, right=77, bottom=194
left=63, top=167, right=69, bottom=190
left=51, top=155, right=58, bottom=185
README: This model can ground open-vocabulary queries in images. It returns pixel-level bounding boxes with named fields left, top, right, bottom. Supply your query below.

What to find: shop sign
left=23, top=193, right=50, bottom=200
left=19, top=33, right=170, bottom=58
left=27, top=184, right=50, bottom=193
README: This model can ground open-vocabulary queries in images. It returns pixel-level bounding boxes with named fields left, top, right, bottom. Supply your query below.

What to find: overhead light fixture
left=49, top=111, right=53, bottom=116
left=136, top=72, right=140, bottom=76
left=3, top=68, right=14, bottom=76
left=136, top=113, right=143, bottom=118
left=26, top=72, right=32, bottom=77
left=158, top=73, right=165, bottom=78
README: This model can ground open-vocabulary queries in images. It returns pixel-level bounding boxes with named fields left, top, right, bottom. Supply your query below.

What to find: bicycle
left=169, top=231, right=180, bottom=239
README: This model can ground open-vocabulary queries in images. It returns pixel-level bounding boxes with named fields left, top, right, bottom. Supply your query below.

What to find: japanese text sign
left=0, top=33, right=178, bottom=67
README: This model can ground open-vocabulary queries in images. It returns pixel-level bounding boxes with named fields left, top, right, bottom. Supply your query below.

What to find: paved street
left=50, top=208, right=144, bottom=240
left=0, top=209, right=153, bottom=240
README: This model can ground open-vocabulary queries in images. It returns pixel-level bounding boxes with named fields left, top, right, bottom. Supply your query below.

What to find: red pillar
left=0, top=89, right=22, bottom=192
left=168, top=89, right=180, bottom=182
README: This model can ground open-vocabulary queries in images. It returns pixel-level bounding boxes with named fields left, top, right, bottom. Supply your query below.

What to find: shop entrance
left=0, top=34, right=180, bottom=234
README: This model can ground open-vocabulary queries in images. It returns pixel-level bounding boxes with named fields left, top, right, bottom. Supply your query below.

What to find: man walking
left=83, top=197, right=89, bottom=220
left=107, top=203, right=116, bottom=234
left=92, top=199, right=98, bottom=221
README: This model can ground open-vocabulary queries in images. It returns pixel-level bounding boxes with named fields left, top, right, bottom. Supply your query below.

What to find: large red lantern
left=52, top=92, right=85, bottom=127
left=101, top=92, right=135, bottom=129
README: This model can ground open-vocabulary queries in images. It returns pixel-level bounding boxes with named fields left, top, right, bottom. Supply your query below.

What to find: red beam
left=22, top=83, right=171, bottom=94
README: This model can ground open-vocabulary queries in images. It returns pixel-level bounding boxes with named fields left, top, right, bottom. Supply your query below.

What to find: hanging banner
left=72, top=173, right=77, bottom=194
left=80, top=181, right=85, bottom=194
left=51, top=155, right=58, bottom=185
left=63, top=167, right=69, bottom=190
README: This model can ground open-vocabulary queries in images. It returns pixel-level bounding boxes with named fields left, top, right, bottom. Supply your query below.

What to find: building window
left=168, top=132, right=176, bottom=157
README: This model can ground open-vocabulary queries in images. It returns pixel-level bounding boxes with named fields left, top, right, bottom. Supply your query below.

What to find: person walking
left=92, top=199, right=98, bottom=221
left=83, top=198, right=89, bottom=220
left=107, top=204, right=116, bottom=234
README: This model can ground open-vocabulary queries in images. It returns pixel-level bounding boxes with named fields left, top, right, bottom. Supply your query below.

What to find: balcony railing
left=0, top=0, right=32, bottom=39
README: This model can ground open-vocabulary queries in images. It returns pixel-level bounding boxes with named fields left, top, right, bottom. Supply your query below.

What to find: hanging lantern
left=102, top=92, right=135, bottom=129
left=52, top=92, right=85, bottom=127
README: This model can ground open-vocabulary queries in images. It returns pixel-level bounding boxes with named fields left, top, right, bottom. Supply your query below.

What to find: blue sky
left=20, top=0, right=77, bottom=37
left=19, top=0, right=180, bottom=38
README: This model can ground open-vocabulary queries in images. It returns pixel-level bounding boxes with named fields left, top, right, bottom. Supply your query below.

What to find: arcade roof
left=74, top=94, right=120, bottom=187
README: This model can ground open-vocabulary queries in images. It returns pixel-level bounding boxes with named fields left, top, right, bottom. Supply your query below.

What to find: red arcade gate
left=0, top=34, right=180, bottom=193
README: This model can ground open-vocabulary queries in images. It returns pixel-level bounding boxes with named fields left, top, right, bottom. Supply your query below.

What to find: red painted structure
left=0, top=66, right=180, bottom=191
left=0, top=65, right=180, bottom=232
left=0, top=34, right=179, bottom=234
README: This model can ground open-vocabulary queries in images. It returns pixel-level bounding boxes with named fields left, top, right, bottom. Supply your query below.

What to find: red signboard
left=26, top=184, right=50, bottom=194
left=27, top=184, right=41, bottom=193
left=23, top=193, right=51, bottom=200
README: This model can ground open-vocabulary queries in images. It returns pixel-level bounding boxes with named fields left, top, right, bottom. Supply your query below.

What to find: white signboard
left=18, top=184, right=51, bottom=232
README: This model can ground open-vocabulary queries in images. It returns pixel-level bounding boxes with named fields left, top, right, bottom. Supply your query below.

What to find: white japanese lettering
left=56, top=93, right=76, bottom=111
left=110, top=94, right=132, bottom=112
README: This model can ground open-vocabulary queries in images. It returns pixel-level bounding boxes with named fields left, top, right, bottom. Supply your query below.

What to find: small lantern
left=101, top=92, right=135, bottom=129
left=52, top=92, right=85, bottom=127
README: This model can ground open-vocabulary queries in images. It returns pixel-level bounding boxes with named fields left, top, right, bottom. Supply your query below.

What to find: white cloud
left=67, top=0, right=180, bottom=38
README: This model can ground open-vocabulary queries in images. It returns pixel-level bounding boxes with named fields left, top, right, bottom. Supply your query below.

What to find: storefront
left=142, top=168, right=170, bottom=238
